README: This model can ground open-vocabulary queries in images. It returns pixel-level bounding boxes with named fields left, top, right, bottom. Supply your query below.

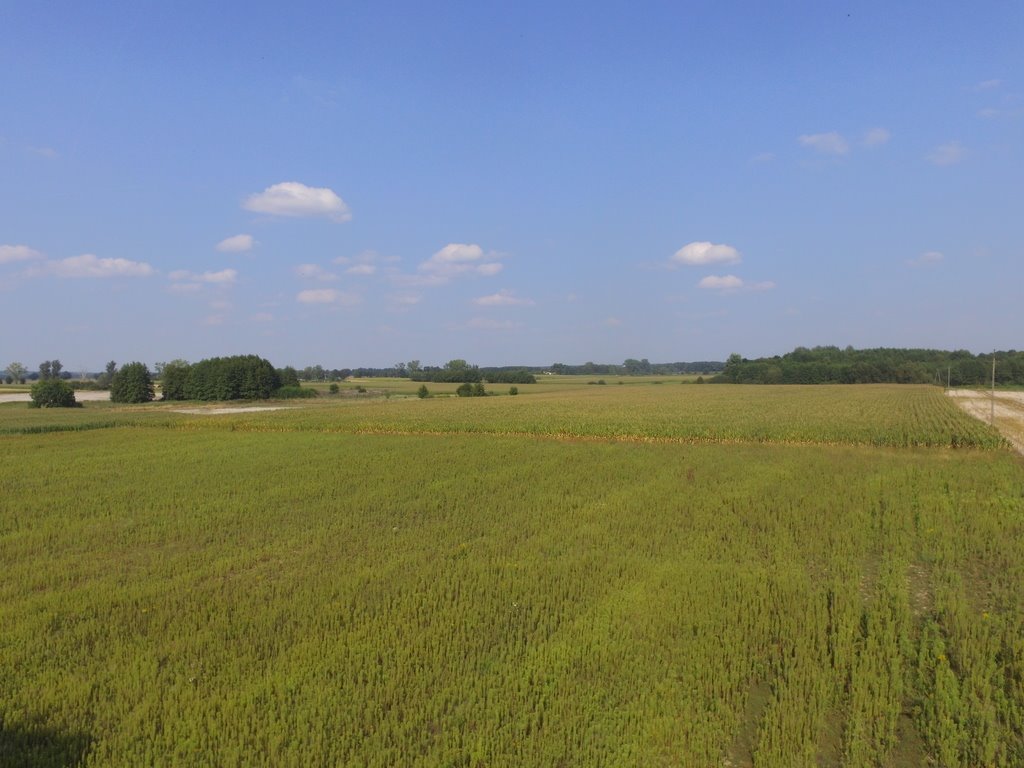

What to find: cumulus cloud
left=908, top=251, right=944, bottom=267
left=472, top=289, right=535, bottom=307
left=0, top=244, right=43, bottom=264
left=41, top=254, right=154, bottom=278
left=169, top=268, right=237, bottom=284
left=244, top=182, right=351, bottom=222
left=419, top=243, right=502, bottom=278
left=346, top=264, right=376, bottom=275
left=671, top=241, right=741, bottom=267
left=216, top=234, right=255, bottom=253
left=296, top=288, right=360, bottom=305
left=863, top=128, right=891, bottom=147
left=699, top=274, right=775, bottom=293
left=927, top=142, right=965, bottom=166
left=295, top=263, right=337, bottom=281
left=798, top=131, right=850, bottom=155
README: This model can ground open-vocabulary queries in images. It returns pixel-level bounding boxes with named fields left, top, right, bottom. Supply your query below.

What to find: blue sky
left=2, top=1, right=1021, bottom=370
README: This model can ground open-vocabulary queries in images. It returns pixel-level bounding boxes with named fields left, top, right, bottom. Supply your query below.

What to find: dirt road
left=948, top=389, right=1024, bottom=455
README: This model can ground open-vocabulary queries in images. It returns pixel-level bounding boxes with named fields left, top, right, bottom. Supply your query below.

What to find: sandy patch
left=948, top=389, right=1024, bottom=455
left=169, top=406, right=292, bottom=415
left=0, top=390, right=112, bottom=403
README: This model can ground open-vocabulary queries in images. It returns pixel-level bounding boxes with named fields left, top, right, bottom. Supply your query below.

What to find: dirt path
left=948, top=389, right=1024, bottom=455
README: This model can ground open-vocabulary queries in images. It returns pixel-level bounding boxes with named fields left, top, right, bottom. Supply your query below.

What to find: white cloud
left=346, top=264, right=376, bottom=275
left=908, top=250, right=944, bottom=267
left=388, top=292, right=422, bottom=309
left=977, top=108, right=1001, bottom=119
left=0, top=244, right=43, bottom=264
left=169, top=268, right=237, bottom=284
left=295, top=263, right=338, bottom=281
left=975, top=79, right=1002, bottom=91
left=671, top=241, right=741, bottom=267
left=419, top=243, right=502, bottom=279
left=927, top=141, right=965, bottom=166
left=250, top=312, right=274, bottom=323
left=244, top=182, right=351, bottom=222
left=798, top=131, right=850, bottom=155
left=41, top=254, right=154, bottom=278
left=863, top=128, right=891, bottom=147
left=215, top=234, right=255, bottom=253
left=296, top=288, right=360, bottom=305
left=472, top=289, right=535, bottom=307
left=698, top=274, right=775, bottom=292
left=605, top=317, right=622, bottom=327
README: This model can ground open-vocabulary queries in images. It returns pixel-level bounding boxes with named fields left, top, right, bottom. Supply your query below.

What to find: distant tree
left=38, top=361, right=52, bottom=380
left=97, top=360, right=117, bottom=388
left=407, top=360, right=421, bottom=375
left=329, top=383, right=339, bottom=394
left=508, top=386, right=518, bottom=396
left=160, top=360, right=191, bottom=401
left=110, top=362, right=154, bottom=403
left=5, top=361, right=27, bottom=384
left=29, top=378, right=78, bottom=408
left=277, top=366, right=300, bottom=388
left=417, top=384, right=429, bottom=399
left=51, top=359, right=63, bottom=379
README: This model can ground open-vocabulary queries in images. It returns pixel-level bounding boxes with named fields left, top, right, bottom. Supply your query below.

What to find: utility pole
left=991, top=352, right=996, bottom=426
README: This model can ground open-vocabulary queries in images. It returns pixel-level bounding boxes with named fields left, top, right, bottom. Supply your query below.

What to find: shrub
left=356, top=385, right=366, bottom=394
left=417, top=385, right=429, bottom=399
left=329, top=383, right=340, bottom=394
left=509, top=386, right=518, bottom=396
left=111, top=362, right=155, bottom=403
left=29, top=379, right=78, bottom=408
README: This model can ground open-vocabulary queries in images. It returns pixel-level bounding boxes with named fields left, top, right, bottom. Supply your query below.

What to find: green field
left=2, top=384, right=1023, bottom=766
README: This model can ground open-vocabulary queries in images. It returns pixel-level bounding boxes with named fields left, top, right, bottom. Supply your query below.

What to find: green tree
left=277, top=366, right=300, bottom=388
left=97, top=360, right=117, bottom=388
left=29, top=378, right=77, bottom=408
left=38, top=360, right=52, bottom=380
left=5, top=361, right=27, bottom=384
left=111, top=362, right=155, bottom=403
left=417, top=384, right=429, bottom=399
left=160, top=360, right=191, bottom=401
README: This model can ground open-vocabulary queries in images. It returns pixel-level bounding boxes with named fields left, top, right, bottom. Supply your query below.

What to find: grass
left=1, top=383, right=1022, bottom=765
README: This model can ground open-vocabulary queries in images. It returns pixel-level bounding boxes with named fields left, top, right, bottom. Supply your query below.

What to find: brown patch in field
left=906, top=563, right=933, bottom=619
left=886, top=713, right=928, bottom=767
left=815, top=707, right=844, bottom=767
left=724, top=680, right=772, bottom=767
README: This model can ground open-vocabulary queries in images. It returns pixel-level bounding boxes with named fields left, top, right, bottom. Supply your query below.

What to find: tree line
left=714, top=346, right=1024, bottom=386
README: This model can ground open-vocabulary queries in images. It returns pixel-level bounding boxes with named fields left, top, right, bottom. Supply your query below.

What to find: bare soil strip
left=947, top=389, right=1024, bottom=455
left=0, top=391, right=112, bottom=403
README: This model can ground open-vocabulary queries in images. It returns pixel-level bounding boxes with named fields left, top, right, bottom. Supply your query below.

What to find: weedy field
left=1, top=383, right=1023, bottom=766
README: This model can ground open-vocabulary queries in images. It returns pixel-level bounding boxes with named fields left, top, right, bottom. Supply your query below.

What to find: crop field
left=2, top=384, right=1023, bottom=766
